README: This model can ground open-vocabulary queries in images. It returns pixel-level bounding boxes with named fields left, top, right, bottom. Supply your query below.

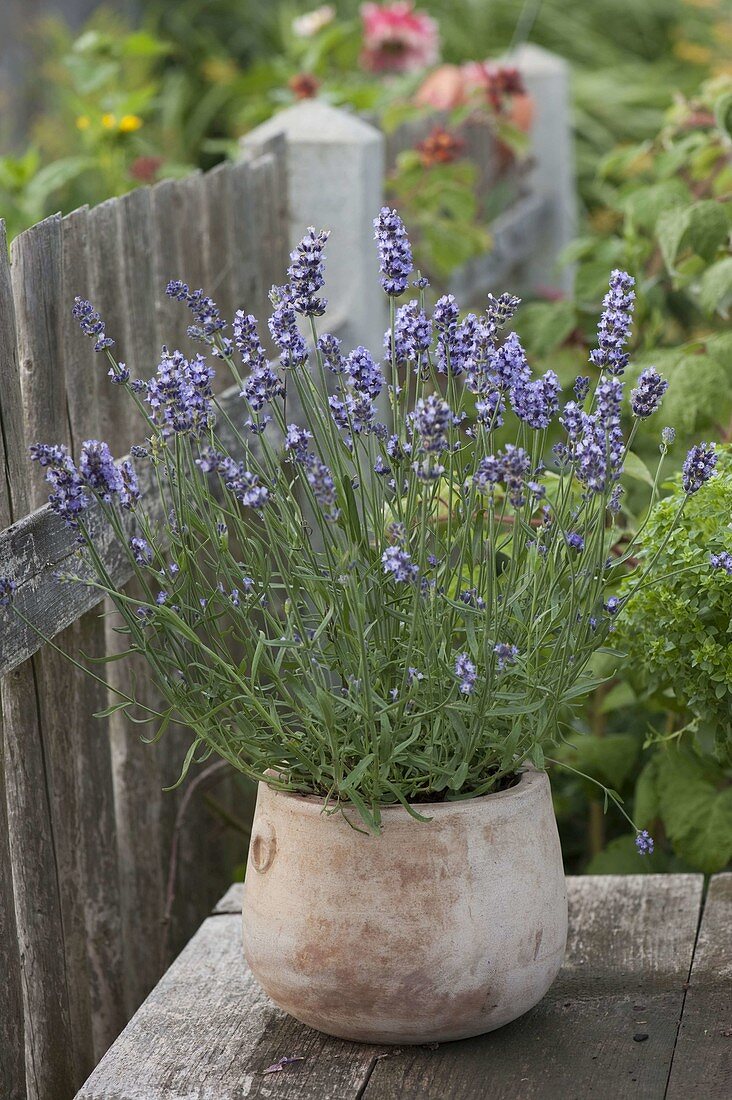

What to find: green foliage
left=617, top=446, right=732, bottom=757
left=386, top=150, right=492, bottom=281
left=635, top=749, right=732, bottom=874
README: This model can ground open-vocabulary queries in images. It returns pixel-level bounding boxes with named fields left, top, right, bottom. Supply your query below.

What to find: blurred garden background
left=2, top=0, right=731, bottom=877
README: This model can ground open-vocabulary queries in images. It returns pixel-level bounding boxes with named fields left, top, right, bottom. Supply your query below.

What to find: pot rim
left=261, top=765, right=545, bottom=816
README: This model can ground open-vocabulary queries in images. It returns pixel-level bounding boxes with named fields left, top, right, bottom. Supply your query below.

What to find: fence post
left=242, top=101, right=387, bottom=356
left=509, top=44, right=577, bottom=296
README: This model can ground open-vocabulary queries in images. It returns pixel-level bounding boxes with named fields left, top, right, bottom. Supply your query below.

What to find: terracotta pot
left=242, top=768, right=567, bottom=1044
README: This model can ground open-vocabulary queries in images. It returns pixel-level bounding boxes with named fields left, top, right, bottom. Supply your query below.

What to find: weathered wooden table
left=77, top=874, right=730, bottom=1099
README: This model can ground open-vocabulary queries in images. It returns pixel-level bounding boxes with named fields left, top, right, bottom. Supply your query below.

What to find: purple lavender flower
left=490, top=332, right=531, bottom=390
left=387, top=300, right=432, bottom=365
left=0, top=577, right=16, bottom=606
left=635, top=830, right=654, bottom=856
left=130, top=537, right=153, bottom=565
left=573, top=375, right=590, bottom=402
left=72, top=297, right=114, bottom=351
left=345, top=347, right=384, bottom=399
left=473, top=444, right=530, bottom=507
left=407, top=666, right=424, bottom=685
left=233, top=312, right=267, bottom=371
left=306, top=456, right=339, bottom=520
left=411, top=394, right=453, bottom=454
left=604, top=596, right=621, bottom=615
left=374, top=207, right=413, bottom=296
left=574, top=415, right=608, bottom=492
left=240, top=363, right=284, bottom=411
left=284, top=424, right=313, bottom=463
left=459, top=588, right=486, bottom=610
left=710, top=551, right=732, bottom=575
left=475, top=390, right=505, bottom=429
left=79, top=440, right=123, bottom=502
left=145, top=347, right=215, bottom=436
left=566, top=532, right=585, bottom=552
left=318, top=333, right=346, bottom=373
left=118, top=459, right=140, bottom=510
left=268, top=288, right=308, bottom=369
left=511, top=369, right=560, bottom=430
left=287, top=227, right=330, bottom=316
left=156, top=590, right=168, bottom=606
left=381, top=546, right=419, bottom=583
left=608, top=485, right=623, bottom=514
left=595, top=376, right=625, bottom=474
left=108, top=363, right=130, bottom=385
left=631, top=367, right=668, bottom=419
left=590, top=270, right=635, bottom=376
left=661, top=426, right=676, bottom=446
left=485, top=292, right=521, bottom=329
left=560, top=401, right=585, bottom=442
left=386, top=435, right=411, bottom=462
left=682, top=443, right=717, bottom=494
left=30, top=443, right=90, bottom=527
left=166, top=281, right=226, bottom=340
left=222, top=463, right=269, bottom=508
left=432, top=296, right=475, bottom=376
left=455, top=652, right=477, bottom=695
left=494, top=643, right=519, bottom=671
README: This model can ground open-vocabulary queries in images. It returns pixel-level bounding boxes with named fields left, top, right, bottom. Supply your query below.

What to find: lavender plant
left=3, top=212, right=719, bottom=837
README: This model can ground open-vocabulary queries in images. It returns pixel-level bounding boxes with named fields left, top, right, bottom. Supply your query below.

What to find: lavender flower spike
left=374, top=207, right=413, bottom=296
left=72, top=296, right=114, bottom=351
left=0, top=577, right=16, bottom=606
left=287, top=227, right=330, bottom=316
left=710, top=551, right=732, bottom=575
left=682, top=443, right=717, bottom=494
left=381, top=546, right=419, bottom=584
left=494, top=643, right=519, bottom=671
left=631, top=367, right=668, bottom=419
left=635, top=830, right=654, bottom=856
left=590, top=270, right=635, bottom=376
left=455, top=653, right=477, bottom=695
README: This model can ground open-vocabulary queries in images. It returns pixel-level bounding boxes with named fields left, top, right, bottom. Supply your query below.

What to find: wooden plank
left=77, top=875, right=704, bottom=1100
left=362, top=874, right=704, bottom=1100
left=2, top=216, right=79, bottom=1098
left=86, top=193, right=168, bottom=1018
left=75, top=915, right=378, bottom=1100
left=60, top=205, right=128, bottom=1062
left=666, top=873, right=732, bottom=1099
left=0, top=219, right=28, bottom=1100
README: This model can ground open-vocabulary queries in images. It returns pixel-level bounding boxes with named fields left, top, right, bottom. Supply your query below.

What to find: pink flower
left=360, top=2, right=439, bottom=74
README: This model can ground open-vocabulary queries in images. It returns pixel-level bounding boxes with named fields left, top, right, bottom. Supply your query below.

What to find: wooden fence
left=0, top=140, right=288, bottom=1100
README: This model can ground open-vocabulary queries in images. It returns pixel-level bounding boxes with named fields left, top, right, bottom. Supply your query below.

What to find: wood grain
left=75, top=915, right=379, bottom=1100
left=3, top=217, right=79, bottom=1098
left=76, top=875, right=706, bottom=1100
left=0, top=219, right=28, bottom=1100
left=666, top=873, right=732, bottom=1099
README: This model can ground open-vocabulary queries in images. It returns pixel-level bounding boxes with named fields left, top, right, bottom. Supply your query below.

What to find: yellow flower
left=119, top=114, right=143, bottom=133
left=75, top=115, right=91, bottom=130
left=101, top=113, right=117, bottom=129
left=674, top=41, right=713, bottom=65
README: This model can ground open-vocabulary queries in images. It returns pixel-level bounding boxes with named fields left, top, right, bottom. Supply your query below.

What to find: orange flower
left=288, top=73, right=320, bottom=100
left=416, top=126, right=465, bottom=168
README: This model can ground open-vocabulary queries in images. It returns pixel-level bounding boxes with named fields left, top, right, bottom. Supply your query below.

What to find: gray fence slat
left=60, top=205, right=128, bottom=1060
left=12, top=212, right=104, bottom=1083
left=149, top=177, right=188, bottom=351
left=86, top=194, right=168, bottom=1016
left=3, top=219, right=79, bottom=1098
left=0, top=220, right=28, bottom=1100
